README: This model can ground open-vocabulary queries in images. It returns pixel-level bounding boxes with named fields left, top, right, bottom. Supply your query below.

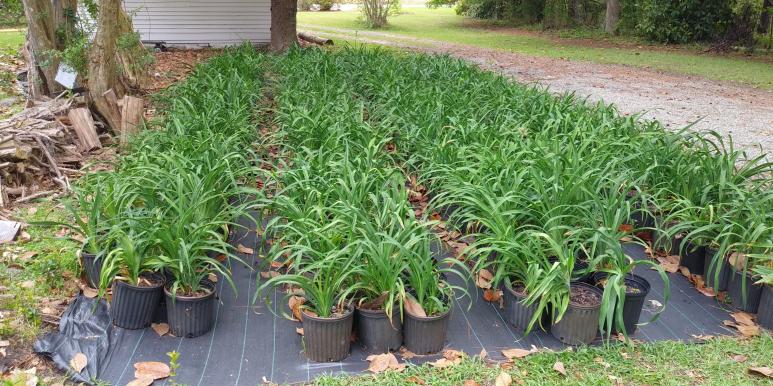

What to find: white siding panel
left=123, top=0, right=270, bottom=47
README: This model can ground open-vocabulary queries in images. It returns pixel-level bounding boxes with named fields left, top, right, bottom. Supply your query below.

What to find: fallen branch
left=298, top=32, right=333, bottom=46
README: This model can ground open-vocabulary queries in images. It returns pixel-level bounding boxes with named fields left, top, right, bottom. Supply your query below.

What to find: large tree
left=271, top=0, right=297, bottom=52
left=605, top=0, right=620, bottom=34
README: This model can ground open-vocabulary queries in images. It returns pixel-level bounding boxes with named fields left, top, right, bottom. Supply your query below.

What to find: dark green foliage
left=633, top=0, right=732, bottom=43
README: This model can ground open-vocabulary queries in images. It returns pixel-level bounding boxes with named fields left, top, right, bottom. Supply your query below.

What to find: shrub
left=634, top=0, right=733, bottom=43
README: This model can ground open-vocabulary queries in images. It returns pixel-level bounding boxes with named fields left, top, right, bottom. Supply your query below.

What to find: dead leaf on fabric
left=730, top=312, right=756, bottom=327
left=288, top=295, right=305, bottom=321
left=618, top=224, right=633, bottom=233
left=69, top=353, right=87, bottom=373
left=295, top=327, right=303, bottom=336
left=151, top=323, right=169, bottom=337
left=82, top=287, right=98, bottom=298
left=207, top=273, right=218, bottom=283
left=727, top=252, right=747, bottom=270
left=730, top=354, right=748, bottom=363
left=748, top=367, right=773, bottom=378
left=260, top=271, right=279, bottom=279
left=501, top=347, right=536, bottom=360
left=691, top=334, right=715, bottom=341
left=134, top=362, right=171, bottom=380
left=366, top=353, right=404, bottom=373
left=475, top=269, right=493, bottom=289
left=399, top=347, right=416, bottom=359
left=404, top=295, right=427, bottom=318
left=126, top=378, right=153, bottom=386
left=553, top=361, right=567, bottom=376
left=494, top=371, right=512, bottom=386
left=695, top=282, right=716, bottom=297
left=479, top=348, right=487, bottom=359
left=678, top=266, right=691, bottom=278
left=735, top=324, right=760, bottom=337
left=237, top=244, right=255, bottom=255
left=483, top=289, right=502, bottom=303
left=655, top=255, right=680, bottom=273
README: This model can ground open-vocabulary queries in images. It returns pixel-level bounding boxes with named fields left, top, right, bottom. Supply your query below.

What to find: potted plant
left=257, top=236, right=362, bottom=362
left=152, top=219, right=242, bottom=338
left=353, top=207, right=412, bottom=354
left=727, top=252, right=765, bottom=313
left=99, top=228, right=163, bottom=329
left=401, top=230, right=469, bottom=354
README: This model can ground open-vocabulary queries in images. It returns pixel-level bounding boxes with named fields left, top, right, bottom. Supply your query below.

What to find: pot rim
left=356, top=304, right=399, bottom=316
left=568, top=282, right=603, bottom=309
left=405, top=306, right=450, bottom=321
left=164, top=281, right=216, bottom=301
left=591, top=272, right=651, bottom=296
left=303, top=304, right=353, bottom=322
left=113, top=273, right=164, bottom=291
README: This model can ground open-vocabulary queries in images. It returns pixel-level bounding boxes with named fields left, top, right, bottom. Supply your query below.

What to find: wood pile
left=0, top=92, right=144, bottom=207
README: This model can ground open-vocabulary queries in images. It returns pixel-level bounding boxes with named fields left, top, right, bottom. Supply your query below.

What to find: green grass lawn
left=0, top=29, right=24, bottom=51
left=299, top=8, right=773, bottom=89
left=317, top=335, right=773, bottom=385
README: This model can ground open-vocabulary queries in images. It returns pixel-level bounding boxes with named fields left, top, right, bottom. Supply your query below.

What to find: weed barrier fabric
left=92, top=215, right=735, bottom=385
left=33, top=296, right=111, bottom=384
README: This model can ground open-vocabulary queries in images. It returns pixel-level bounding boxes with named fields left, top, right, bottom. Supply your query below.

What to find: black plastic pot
left=355, top=306, right=402, bottom=353
left=592, top=273, right=650, bottom=335
left=502, top=282, right=542, bottom=333
left=165, top=282, right=217, bottom=338
left=758, top=285, right=772, bottom=331
left=551, top=283, right=602, bottom=346
left=403, top=307, right=450, bottom=354
left=702, top=247, right=731, bottom=292
left=303, top=306, right=354, bottom=362
left=81, top=252, right=103, bottom=288
left=727, top=271, right=763, bottom=313
left=572, top=260, right=593, bottom=283
left=110, top=275, right=164, bottom=329
left=679, top=241, right=705, bottom=274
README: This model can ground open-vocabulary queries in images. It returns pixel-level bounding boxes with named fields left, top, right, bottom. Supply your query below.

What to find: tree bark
left=52, top=0, right=78, bottom=49
left=271, top=0, right=297, bottom=52
left=605, top=0, right=621, bottom=34
left=114, top=8, right=149, bottom=92
left=21, top=0, right=62, bottom=99
left=87, top=0, right=125, bottom=132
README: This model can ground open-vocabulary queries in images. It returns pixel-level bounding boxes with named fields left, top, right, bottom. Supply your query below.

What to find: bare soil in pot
left=727, top=271, right=763, bottom=313
left=355, top=303, right=402, bottom=354
left=551, top=283, right=602, bottom=346
left=302, top=305, right=354, bottom=362
left=110, top=274, right=164, bottom=329
left=81, top=251, right=103, bottom=288
left=592, top=273, right=651, bottom=335
left=165, top=281, right=217, bottom=338
left=403, top=305, right=451, bottom=355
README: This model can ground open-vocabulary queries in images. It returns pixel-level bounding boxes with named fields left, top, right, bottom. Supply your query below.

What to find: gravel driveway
left=303, top=25, right=773, bottom=159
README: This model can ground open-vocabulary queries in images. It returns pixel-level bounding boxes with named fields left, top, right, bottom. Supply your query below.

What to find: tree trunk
left=571, top=0, right=582, bottom=25
left=271, top=0, right=297, bottom=52
left=52, top=0, right=78, bottom=49
left=605, top=0, right=620, bottom=34
left=21, top=0, right=62, bottom=99
left=88, top=0, right=125, bottom=132
left=115, top=8, right=149, bottom=92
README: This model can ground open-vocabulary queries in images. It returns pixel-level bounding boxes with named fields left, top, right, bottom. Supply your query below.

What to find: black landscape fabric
left=53, top=215, right=736, bottom=385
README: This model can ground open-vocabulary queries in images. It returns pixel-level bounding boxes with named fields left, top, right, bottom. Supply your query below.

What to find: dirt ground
left=305, top=26, right=773, bottom=159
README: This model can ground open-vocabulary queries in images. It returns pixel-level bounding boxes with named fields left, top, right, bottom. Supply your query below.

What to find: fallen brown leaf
left=429, top=357, right=461, bottom=368
left=404, top=295, right=427, bottom=318
left=366, top=353, right=404, bottom=373
left=443, top=349, right=465, bottom=361
left=730, top=354, right=748, bottom=363
left=126, top=378, right=154, bottom=386
left=749, top=366, right=773, bottom=378
left=134, top=362, right=171, bottom=380
left=479, top=348, right=487, bottom=359
left=288, top=295, right=305, bottom=321
left=678, top=266, right=691, bottom=278
left=208, top=273, right=218, bottom=283
left=730, top=311, right=756, bottom=326
left=553, top=361, right=567, bottom=376
left=151, top=323, right=169, bottom=337
left=494, top=371, right=512, bottom=386
left=260, top=271, right=279, bottom=279
left=501, top=347, right=536, bottom=360
left=69, top=353, right=87, bottom=373
left=483, top=289, right=502, bottom=303
left=475, top=269, right=493, bottom=290
left=237, top=244, right=255, bottom=255
left=82, top=287, right=98, bottom=298
left=399, top=347, right=416, bottom=359
left=295, top=327, right=303, bottom=336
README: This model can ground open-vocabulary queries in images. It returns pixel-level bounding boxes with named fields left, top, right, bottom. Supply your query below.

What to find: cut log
left=120, top=96, right=144, bottom=145
left=68, top=108, right=101, bottom=151
left=298, top=32, right=333, bottom=46
left=100, top=89, right=123, bottom=135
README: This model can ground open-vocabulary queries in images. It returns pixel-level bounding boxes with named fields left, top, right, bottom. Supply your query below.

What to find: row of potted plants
left=262, top=47, right=772, bottom=349
left=40, top=46, right=267, bottom=337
